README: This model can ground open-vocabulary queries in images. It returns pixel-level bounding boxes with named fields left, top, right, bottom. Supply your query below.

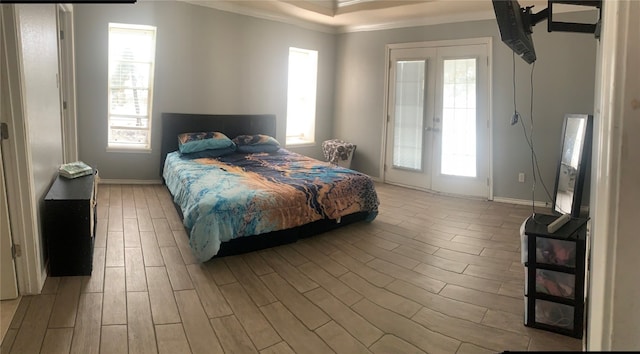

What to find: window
left=393, top=60, right=426, bottom=170
left=441, top=58, right=477, bottom=177
left=108, top=23, right=157, bottom=150
left=286, top=47, right=318, bottom=146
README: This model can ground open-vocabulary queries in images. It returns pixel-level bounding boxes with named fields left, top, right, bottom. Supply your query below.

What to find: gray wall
left=74, top=0, right=336, bottom=180
left=75, top=1, right=597, bottom=202
left=334, top=12, right=597, bottom=201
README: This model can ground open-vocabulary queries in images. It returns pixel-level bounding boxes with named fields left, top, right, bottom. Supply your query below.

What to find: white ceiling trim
left=340, top=9, right=496, bottom=33
left=181, top=0, right=495, bottom=34
left=181, top=0, right=337, bottom=33
left=337, top=0, right=374, bottom=8
left=179, top=0, right=593, bottom=34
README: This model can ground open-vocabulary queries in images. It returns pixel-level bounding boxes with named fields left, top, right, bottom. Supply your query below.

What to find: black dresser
left=44, top=172, right=97, bottom=276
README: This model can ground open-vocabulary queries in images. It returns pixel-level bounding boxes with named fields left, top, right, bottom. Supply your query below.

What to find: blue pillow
left=233, top=134, right=280, bottom=153
left=180, top=145, right=236, bottom=159
left=178, top=132, right=234, bottom=154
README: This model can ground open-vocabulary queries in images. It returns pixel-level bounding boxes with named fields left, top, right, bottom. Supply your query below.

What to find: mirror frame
left=552, top=114, right=593, bottom=218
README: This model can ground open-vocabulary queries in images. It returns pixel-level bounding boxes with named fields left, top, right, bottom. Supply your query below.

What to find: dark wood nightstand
left=44, top=171, right=97, bottom=276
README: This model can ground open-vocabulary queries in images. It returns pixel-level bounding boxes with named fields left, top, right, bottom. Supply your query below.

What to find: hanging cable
left=511, top=52, right=520, bottom=125
left=528, top=62, right=553, bottom=206
left=529, top=62, right=537, bottom=215
left=512, top=54, right=554, bottom=221
left=516, top=62, right=553, bottom=219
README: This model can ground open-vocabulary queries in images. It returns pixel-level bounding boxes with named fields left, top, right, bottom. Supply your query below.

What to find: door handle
left=426, top=127, right=432, bottom=131
left=432, top=128, right=441, bottom=132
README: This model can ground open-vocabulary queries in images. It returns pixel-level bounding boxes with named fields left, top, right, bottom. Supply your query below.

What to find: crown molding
left=182, top=0, right=493, bottom=34
left=338, top=9, right=497, bottom=33
left=179, top=0, right=598, bottom=35
left=181, top=0, right=338, bottom=34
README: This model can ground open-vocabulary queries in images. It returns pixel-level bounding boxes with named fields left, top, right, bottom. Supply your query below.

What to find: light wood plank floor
left=1, top=183, right=583, bottom=353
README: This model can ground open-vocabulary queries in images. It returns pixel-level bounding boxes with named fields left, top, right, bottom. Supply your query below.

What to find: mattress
left=163, top=149, right=379, bottom=262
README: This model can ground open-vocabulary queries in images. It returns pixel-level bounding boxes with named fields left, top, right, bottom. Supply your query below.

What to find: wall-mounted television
left=492, top=0, right=537, bottom=64
left=493, top=0, right=602, bottom=64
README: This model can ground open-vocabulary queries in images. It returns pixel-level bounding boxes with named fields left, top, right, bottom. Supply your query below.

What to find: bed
left=160, top=113, right=379, bottom=262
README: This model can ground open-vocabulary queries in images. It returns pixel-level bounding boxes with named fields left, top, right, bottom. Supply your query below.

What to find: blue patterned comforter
left=163, top=149, right=379, bottom=262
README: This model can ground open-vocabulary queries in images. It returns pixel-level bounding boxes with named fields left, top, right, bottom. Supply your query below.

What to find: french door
left=384, top=41, right=490, bottom=198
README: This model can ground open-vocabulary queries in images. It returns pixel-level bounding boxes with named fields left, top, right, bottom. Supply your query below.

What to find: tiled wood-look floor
left=1, top=183, right=583, bottom=353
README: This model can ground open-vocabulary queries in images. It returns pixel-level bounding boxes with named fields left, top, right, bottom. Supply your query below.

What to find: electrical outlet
left=518, top=172, right=525, bottom=183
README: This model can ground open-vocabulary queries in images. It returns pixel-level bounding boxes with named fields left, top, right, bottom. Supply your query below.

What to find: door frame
left=1, top=4, right=43, bottom=295
left=57, top=3, right=78, bottom=163
left=380, top=37, right=494, bottom=199
left=0, top=130, right=19, bottom=300
left=1, top=4, right=77, bottom=295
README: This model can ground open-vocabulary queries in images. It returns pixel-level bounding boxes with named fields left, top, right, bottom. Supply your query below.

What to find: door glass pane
left=441, top=58, right=476, bottom=177
left=393, top=60, right=425, bottom=170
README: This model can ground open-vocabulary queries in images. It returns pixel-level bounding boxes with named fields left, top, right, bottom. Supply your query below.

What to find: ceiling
left=179, top=0, right=554, bottom=33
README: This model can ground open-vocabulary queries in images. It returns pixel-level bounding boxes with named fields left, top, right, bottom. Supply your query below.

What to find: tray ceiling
left=179, top=0, right=478, bottom=32
left=179, top=0, right=574, bottom=33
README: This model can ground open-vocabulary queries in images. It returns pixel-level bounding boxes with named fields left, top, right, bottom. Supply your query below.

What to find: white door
left=0, top=142, right=19, bottom=300
left=1, top=9, right=19, bottom=298
left=384, top=42, right=490, bottom=198
left=384, top=47, right=437, bottom=190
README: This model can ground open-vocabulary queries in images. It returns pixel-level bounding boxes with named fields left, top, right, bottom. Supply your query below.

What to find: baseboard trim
left=98, top=178, right=163, bottom=185
left=492, top=196, right=551, bottom=208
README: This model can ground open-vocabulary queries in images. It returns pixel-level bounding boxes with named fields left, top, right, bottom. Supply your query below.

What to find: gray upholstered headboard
left=160, top=113, right=277, bottom=176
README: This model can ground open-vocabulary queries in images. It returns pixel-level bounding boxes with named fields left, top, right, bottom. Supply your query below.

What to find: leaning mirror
left=552, top=114, right=593, bottom=217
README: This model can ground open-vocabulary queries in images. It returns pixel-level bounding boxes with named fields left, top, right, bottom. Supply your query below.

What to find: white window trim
left=286, top=46, right=318, bottom=146
left=107, top=22, right=156, bottom=151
